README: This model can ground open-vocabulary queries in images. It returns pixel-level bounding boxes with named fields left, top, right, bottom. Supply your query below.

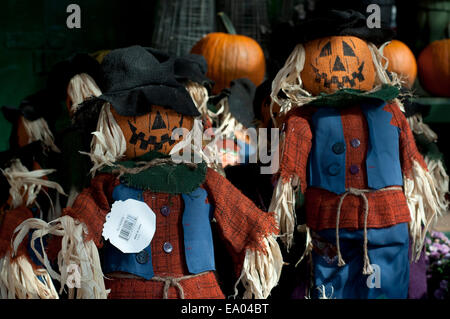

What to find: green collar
left=306, top=84, right=400, bottom=108
left=100, top=151, right=207, bottom=194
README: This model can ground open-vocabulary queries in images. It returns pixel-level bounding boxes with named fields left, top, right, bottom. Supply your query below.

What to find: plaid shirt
left=0, top=206, right=34, bottom=262
left=280, top=102, right=426, bottom=231
left=62, top=167, right=277, bottom=298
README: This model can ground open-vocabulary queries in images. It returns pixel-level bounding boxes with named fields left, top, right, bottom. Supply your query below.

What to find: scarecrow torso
left=101, top=182, right=216, bottom=279
left=283, top=102, right=413, bottom=231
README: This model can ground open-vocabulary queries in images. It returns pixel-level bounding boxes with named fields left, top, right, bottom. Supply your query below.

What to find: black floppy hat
left=174, top=53, right=214, bottom=92
left=78, top=45, right=200, bottom=119
left=145, top=47, right=214, bottom=92
left=294, top=9, right=395, bottom=45
left=2, top=89, right=59, bottom=124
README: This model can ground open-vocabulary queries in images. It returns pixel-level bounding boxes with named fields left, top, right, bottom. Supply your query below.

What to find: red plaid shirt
left=61, top=167, right=277, bottom=298
left=280, top=102, right=426, bottom=231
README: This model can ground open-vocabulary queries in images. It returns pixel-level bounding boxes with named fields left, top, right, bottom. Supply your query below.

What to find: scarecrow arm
left=203, top=168, right=283, bottom=299
left=269, top=109, right=313, bottom=250
left=389, top=102, right=449, bottom=261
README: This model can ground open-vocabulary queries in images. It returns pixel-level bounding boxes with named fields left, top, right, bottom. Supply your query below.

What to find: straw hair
left=233, top=235, right=283, bottom=299
left=0, top=255, right=58, bottom=299
left=67, top=73, right=102, bottom=116
left=1, top=158, right=66, bottom=211
left=405, top=160, right=449, bottom=261
left=82, top=102, right=127, bottom=176
left=21, top=117, right=60, bottom=153
left=184, top=81, right=209, bottom=119
left=11, top=216, right=109, bottom=299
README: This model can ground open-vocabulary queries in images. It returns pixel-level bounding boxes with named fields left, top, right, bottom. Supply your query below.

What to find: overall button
left=350, top=138, right=361, bottom=148
left=349, top=165, right=360, bottom=175
left=160, top=205, right=170, bottom=216
left=327, top=163, right=341, bottom=176
left=135, top=250, right=149, bottom=264
left=163, top=242, right=173, bottom=254
left=332, top=142, right=345, bottom=154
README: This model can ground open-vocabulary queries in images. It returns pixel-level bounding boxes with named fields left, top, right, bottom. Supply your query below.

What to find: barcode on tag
left=119, top=215, right=138, bottom=241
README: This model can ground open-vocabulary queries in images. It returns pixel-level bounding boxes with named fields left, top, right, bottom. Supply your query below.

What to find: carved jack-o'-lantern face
left=111, top=105, right=194, bottom=159
left=301, top=36, right=376, bottom=96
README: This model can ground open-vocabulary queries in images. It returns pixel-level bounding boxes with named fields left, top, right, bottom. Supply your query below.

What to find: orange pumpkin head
left=301, top=36, right=376, bottom=96
left=111, top=105, right=194, bottom=159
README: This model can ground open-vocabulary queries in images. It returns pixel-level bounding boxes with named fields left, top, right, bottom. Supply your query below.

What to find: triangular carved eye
left=151, top=111, right=167, bottom=130
left=319, top=41, right=332, bottom=57
left=343, top=41, right=355, bottom=56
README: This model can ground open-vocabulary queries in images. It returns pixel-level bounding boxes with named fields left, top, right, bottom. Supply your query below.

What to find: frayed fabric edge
left=232, top=235, right=283, bottom=299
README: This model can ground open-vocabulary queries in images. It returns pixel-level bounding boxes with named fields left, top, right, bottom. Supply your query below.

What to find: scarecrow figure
left=268, top=10, right=448, bottom=299
left=9, top=45, right=282, bottom=299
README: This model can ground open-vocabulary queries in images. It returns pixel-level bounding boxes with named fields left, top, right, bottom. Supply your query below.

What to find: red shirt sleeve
left=387, top=102, right=427, bottom=178
left=203, top=168, right=278, bottom=276
left=279, top=107, right=314, bottom=192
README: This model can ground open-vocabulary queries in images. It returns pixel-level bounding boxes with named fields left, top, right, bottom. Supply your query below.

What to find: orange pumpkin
left=190, top=12, right=265, bottom=94
left=418, top=39, right=450, bottom=97
left=301, top=36, right=376, bottom=96
left=383, top=40, right=417, bottom=88
left=111, top=105, right=194, bottom=158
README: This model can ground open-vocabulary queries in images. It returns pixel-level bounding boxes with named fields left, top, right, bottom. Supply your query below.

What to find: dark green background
left=0, top=0, right=157, bottom=151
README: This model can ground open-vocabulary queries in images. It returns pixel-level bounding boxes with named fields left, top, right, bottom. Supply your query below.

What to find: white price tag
left=102, top=199, right=156, bottom=253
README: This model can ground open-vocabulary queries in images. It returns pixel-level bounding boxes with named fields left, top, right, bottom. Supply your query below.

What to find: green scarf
left=306, top=84, right=400, bottom=108
left=100, top=151, right=207, bottom=194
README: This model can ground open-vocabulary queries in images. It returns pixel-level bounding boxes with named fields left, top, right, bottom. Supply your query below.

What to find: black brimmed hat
left=295, top=9, right=395, bottom=45
left=2, top=89, right=59, bottom=125
left=77, top=45, right=200, bottom=120
left=174, top=53, right=214, bottom=92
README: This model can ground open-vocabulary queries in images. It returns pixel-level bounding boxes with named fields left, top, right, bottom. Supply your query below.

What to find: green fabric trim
left=100, top=151, right=207, bottom=194
left=306, top=84, right=400, bottom=108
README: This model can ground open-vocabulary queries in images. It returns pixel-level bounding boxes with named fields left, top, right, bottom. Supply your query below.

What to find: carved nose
left=332, top=56, right=346, bottom=71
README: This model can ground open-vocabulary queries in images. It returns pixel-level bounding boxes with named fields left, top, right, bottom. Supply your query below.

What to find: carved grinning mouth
left=311, top=61, right=365, bottom=90
left=128, top=121, right=176, bottom=151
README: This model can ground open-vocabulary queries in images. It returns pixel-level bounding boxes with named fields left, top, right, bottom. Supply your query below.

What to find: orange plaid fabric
left=280, top=102, right=426, bottom=231
left=105, top=271, right=225, bottom=299
left=0, top=206, right=34, bottom=262
left=59, top=166, right=277, bottom=298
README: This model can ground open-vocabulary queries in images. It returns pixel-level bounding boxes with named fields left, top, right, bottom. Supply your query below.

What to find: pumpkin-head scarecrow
left=9, top=45, right=282, bottom=299
left=0, top=141, right=65, bottom=299
left=268, top=9, right=448, bottom=299
left=46, top=53, right=104, bottom=207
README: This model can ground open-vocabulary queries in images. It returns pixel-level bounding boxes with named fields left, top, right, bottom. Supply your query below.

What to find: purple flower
left=430, top=251, right=441, bottom=259
left=426, top=237, right=432, bottom=245
left=440, top=280, right=448, bottom=290
left=431, top=231, right=449, bottom=242
left=444, top=253, right=450, bottom=259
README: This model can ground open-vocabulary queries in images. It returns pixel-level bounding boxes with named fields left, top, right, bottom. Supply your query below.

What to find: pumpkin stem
left=218, top=12, right=236, bottom=35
